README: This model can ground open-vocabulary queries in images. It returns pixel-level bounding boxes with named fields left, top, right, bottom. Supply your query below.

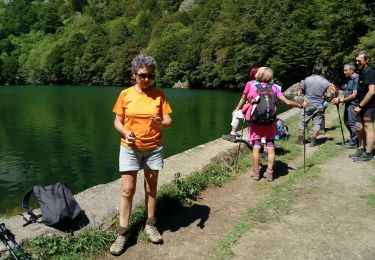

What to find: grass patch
left=360, top=176, right=375, bottom=207
left=24, top=228, right=116, bottom=259
left=362, top=194, right=375, bottom=207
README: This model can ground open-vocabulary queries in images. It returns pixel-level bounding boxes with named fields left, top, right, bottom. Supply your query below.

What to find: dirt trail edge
left=101, top=107, right=375, bottom=260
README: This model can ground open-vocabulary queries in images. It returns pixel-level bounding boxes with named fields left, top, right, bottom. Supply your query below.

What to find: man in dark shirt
left=350, top=51, right=375, bottom=162
left=333, top=63, right=359, bottom=148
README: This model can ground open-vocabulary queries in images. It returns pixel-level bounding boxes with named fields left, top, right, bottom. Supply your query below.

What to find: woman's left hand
left=152, top=114, right=163, bottom=126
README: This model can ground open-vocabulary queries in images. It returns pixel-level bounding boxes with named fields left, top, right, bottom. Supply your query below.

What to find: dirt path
left=101, top=108, right=375, bottom=260
left=232, top=149, right=375, bottom=260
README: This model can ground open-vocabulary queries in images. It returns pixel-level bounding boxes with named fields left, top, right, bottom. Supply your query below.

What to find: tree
left=0, top=52, right=19, bottom=84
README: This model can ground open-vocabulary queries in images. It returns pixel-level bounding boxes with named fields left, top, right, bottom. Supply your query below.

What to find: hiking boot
left=309, top=137, right=317, bottom=147
left=222, top=134, right=238, bottom=142
left=264, top=168, right=273, bottom=182
left=349, top=149, right=365, bottom=158
left=110, top=226, right=130, bottom=256
left=341, top=142, right=357, bottom=149
left=296, top=135, right=304, bottom=145
left=251, top=167, right=260, bottom=180
left=144, top=218, right=163, bottom=244
left=110, top=234, right=129, bottom=256
left=353, top=153, right=374, bottom=162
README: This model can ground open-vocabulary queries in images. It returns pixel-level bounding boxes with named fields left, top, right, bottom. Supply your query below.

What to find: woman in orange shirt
left=110, top=54, right=172, bottom=256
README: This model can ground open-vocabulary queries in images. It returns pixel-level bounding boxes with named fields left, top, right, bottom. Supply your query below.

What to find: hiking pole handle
left=0, top=223, right=29, bottom=260
left=0, top=232, right=19, bottom=260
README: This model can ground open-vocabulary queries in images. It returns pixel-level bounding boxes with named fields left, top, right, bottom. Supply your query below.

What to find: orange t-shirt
left=113, top=86, right=172, bottom=150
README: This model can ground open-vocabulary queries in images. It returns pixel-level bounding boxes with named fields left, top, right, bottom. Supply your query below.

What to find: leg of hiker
left=144, top=169, right=159, bottom=220
left=143, top=168, right=163, bottom=243
left=110, top=171, right=137, bottom=255
left=297, top=108, right=313, bottom=145
left=343, top=104, right=358, bottom=147
left=223, top=110, right=245, bottom=142
left=310, top=109, right=323, bottom=147
left=364, top=121, right=374, bottom=154
left=231, top=110, right=245, bottom=135
left=119, top=171, right=138, bottom=228
left=347, top=104, right=358, bottom=146
left=265, top=140, right=275, bottom=182
left=354, top=115, right=375, bottom=162
left=350, top=122, right=366, bottom=158
left=251, top=140, right=261, bottom=180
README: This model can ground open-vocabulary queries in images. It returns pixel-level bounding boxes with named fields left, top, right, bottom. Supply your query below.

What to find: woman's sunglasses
left=136, top=73, right=155, bottom=80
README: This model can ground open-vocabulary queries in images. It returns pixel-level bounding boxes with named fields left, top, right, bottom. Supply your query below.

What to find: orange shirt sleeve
left=112, top=89, right=127, bottom=116
left=160, top=93, right=172, bottom=115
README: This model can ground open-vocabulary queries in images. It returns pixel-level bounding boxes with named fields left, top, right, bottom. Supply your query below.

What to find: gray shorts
left=299, top=106, right=324, bottom=131
left=119, top=145, right=164, bottom=172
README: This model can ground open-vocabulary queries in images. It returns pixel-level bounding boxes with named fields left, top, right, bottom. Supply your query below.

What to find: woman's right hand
left=125, top=132, right=136, bottom=145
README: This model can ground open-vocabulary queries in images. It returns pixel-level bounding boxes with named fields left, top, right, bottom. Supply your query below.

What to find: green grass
left=24, top=228, right=116, bottom=260
left=361, top=176, right=375, bottom=207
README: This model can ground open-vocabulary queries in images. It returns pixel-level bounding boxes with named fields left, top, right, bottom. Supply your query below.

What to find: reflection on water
left=0, top=86, right=243, bottom=214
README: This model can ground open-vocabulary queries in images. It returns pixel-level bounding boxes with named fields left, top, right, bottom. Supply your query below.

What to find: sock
left=146, top=217, right=157, bottom=225
left=118, top=226, right=129, bottom=236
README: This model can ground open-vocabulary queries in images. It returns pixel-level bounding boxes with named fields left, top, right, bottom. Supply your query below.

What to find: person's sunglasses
left=136, top=73, right=155, bottom=80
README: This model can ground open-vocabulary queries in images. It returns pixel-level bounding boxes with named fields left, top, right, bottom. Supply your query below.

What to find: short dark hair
left=312, top=64, right=323, bottom=75
left=358, top=50, right=370, bottom=61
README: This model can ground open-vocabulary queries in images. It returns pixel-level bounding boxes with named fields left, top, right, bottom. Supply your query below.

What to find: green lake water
left=0, top=86, right=244, bottom=214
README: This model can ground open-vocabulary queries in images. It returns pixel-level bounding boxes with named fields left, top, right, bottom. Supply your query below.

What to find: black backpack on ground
left=250, top=83, right=277, bottom=125
left=22, top=182, right=83, bottom=230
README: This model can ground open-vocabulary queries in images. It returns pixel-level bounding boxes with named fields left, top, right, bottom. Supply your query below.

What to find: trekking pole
left=303, top=106, right=306, bottom=174
left=235, top=118, right=245, bottom=171
left=0, top=223, right=29, bottom=260
left=336, top=104, right=345, bottom=145
left=0, top=231, right=18, bottom=260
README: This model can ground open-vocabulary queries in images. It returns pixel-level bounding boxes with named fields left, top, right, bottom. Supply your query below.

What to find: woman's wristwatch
left=340, top=98, right=344, bottom=103
left=358, top=104, right=363, bottom=109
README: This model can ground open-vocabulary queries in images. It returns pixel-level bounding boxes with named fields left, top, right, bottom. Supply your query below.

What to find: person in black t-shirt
left=350, top=51, right=375, bottom=162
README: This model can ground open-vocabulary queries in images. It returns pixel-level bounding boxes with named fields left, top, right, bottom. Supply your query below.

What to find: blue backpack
left=275, top=118, right=290, bottom=141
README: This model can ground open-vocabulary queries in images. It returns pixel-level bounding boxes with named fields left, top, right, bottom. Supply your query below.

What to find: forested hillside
left=0, top=0, right=374, bottom=89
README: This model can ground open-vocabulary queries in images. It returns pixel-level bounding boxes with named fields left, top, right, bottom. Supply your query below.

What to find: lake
left=0, top=85, right=245, bottom=215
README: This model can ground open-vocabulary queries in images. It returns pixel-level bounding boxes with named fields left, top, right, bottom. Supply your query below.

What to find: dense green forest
left=0, top=0, right=374, bottom=89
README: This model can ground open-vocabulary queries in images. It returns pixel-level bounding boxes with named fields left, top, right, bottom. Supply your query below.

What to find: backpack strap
left=255, top=82, right=262, bottom=92
left=22, top=187, right=42, bottom=226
